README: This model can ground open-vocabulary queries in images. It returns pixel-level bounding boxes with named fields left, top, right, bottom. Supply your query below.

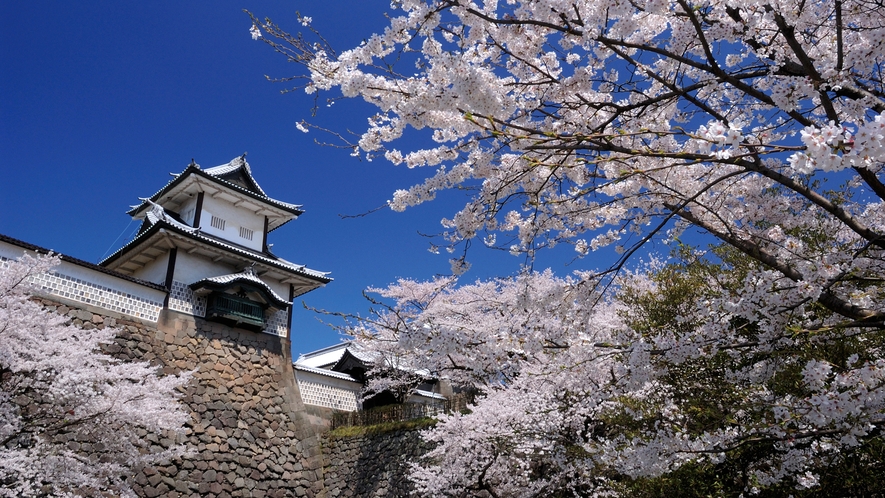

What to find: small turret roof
left=190, top=266, right=290, bottom=309
left=127, top=155, right=303, bottom=232
left=201, top=156, right=268, bottom=196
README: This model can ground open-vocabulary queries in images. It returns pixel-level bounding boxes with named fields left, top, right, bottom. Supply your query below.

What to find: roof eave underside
left=99, top=221, right=332, bottom=286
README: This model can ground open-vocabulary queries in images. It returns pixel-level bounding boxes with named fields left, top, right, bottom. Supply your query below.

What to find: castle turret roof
left=127, top=155, right=303, bottom=232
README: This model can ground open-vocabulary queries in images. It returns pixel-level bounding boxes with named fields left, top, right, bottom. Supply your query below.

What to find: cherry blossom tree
left=347, top=251, right=884, bottom=496
left=252, top=0, right=885, bottom=494
left=0, top=254, right=190, bottom=498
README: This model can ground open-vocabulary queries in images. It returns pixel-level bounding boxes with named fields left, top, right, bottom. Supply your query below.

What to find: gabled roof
left=295, top=341, right=359, bottom=369
left=332, top=348, right=374, bottom=373
left=127, top=155, right=304, bottom=232
left=190, top=267, right=290, bottom=310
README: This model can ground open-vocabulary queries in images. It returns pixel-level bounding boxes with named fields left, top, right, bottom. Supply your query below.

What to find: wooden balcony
left=206, top=292, right=265, bottom=328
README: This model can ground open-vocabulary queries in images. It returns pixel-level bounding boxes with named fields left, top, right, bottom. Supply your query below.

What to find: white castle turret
left=100, top=154, right=331, bottom=337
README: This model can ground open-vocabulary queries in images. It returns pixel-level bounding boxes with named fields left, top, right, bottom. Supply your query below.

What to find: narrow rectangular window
left=210, top=215, right=225, bottom=230
left=239, top=227, right=254, bottom=240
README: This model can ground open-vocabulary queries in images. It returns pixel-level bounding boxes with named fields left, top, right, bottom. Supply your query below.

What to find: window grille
left=206, top=292, right=264, bottom=328
left=210, top=215, right=225, bottom=230
left=239, top=226, right=254, bottom=240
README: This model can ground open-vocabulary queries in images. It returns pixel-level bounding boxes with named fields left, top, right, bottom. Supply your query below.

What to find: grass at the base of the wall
left=327, top=417, right=437, bottom=438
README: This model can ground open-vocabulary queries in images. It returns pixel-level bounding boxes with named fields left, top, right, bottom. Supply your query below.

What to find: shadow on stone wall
left=321, top=429, right=435, bottom=498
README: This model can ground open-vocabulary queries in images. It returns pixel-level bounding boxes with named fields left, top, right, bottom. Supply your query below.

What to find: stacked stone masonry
left=321, top=430, right=433, bottom=498
left=34, top=299, right=331, bottom=498
left=24, top=295, right=435, bottom=498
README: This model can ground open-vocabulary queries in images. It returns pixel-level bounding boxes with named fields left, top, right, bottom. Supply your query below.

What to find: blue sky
left=1, top=2, right=625, bottom=354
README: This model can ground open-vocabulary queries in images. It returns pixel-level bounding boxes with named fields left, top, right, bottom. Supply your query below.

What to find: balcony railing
left=206, top=293, right=264, bottom=327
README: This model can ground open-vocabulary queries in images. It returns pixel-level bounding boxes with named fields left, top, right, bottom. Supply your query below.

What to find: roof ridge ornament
left=140, top=198, right=200, bottom=235
left=240, top=152, right=252, bottom=175
left=144, top=198, right=165, bottom=220
left=243, top=263, right=257, bottom=276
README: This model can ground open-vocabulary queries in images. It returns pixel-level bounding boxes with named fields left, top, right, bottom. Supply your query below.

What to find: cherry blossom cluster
left=255, top=0, right=885, bottom=494
left=789, top=113, right=885, bottom=174
left=0, top=255, right=190, bottom=497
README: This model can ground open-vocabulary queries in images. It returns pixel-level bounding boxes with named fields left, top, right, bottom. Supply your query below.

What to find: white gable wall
left=264, top=277, right=289, bottom=302
left=178, top=197, right=198, bottom=226
left=130, top=252, right=171, bottom=285
left=199, top=196, right=265, bottom=252
left=173, top=251, right=236, bottom=285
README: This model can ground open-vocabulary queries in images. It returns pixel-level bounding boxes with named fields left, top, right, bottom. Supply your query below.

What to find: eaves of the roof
left=99, top=219, right=332, bottom=284
left=191, top=271, right=290, bottom=309
left=297, top=341, right=353, bottom=360
left=127, top=164, right=304, bottom=223
left=0, top=232, right=167, bottom=292
left=413, top=389, right=447, bottom=400
left=294, top=363, right=362, bottom=383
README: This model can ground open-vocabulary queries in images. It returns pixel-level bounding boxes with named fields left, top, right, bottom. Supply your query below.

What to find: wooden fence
left=330, top=394, right=473, bottom=429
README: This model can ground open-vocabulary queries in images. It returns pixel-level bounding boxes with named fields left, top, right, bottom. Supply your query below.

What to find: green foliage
left=610, top=244, right=885, bottom=497
left=327, top=417, right=437, bottom=438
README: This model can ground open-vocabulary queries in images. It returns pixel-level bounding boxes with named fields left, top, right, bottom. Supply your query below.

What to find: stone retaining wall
left=36, top=297, right=330, bottom=498
left=320, top=429, right=434, bottom=498
left=29, top=296, right=440, bottom=498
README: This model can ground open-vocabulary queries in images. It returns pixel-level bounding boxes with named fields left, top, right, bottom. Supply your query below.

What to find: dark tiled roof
left=127, top=156, right=304, bottom=221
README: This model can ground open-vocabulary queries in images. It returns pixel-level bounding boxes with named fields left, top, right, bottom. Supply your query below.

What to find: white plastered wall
left=130, top=252, right=170, bottom=285
left=198, top=196, right=265, bottom=252
left=0, top=240, right=167, bottom=322
left=172, top=251, right=237, bottom=284
left=294, top=369, right=362, bottom=412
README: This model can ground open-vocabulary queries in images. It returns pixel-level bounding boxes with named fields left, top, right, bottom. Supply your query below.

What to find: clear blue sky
left=1, top=2, right=623, bottom=355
